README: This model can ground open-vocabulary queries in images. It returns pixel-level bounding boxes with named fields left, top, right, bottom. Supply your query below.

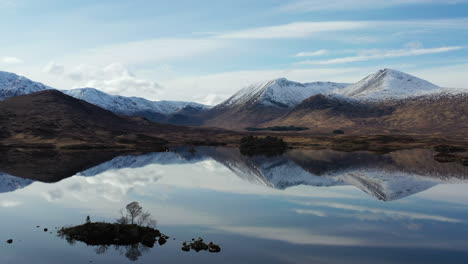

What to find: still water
left=1, top=147, right=467, bottom=263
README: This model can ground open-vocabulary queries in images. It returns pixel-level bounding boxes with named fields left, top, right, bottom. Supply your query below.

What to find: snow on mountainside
left=220, top=78, right=349, bottom=108
left=338, top=170, right=439, bottom=201
left=0, top=71, right=210, bottom=121
left=338, top=69, right=443, bottom=100
left=64, top=88, right=210, bottom=120
left=0, top=172, right=34, bottom=193
left=0, top=71, right=51, bottom=100
left=76, top=149, right=207, bottom=177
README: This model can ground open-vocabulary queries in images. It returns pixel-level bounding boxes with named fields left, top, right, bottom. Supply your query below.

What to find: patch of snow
left=337, top=68, right=443, bottom=100
left=0, top=172, right=34, bottom=193
left=0, top=71, right=52, bottom=100
left=221, top=78, right=349, bottom=108
left=64, top=87, right=210, bottom=116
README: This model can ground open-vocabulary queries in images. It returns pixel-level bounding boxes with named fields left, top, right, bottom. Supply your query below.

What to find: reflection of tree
left=95, top=245, right=109, bottom=255
left=114, top=244, right=149, bottom=261
left=57, top=232, right=76, bottom=245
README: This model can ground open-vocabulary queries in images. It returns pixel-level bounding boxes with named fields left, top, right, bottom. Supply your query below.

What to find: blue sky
left=1, top=0, right=468, bottom=104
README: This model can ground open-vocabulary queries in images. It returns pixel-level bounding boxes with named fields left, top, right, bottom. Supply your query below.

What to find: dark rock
left=158, top=236, right=167, bottom=246
left=141, top=234, right=156, bottom=248
left=181, top=245, right=190, bottom=252
left=208, top=242, right=221, bottom=253
left=7, top=239, right=13, bottom=244
left=181, top=238, right=221, bottom=253
left=44, top=228, right=48, bottom=232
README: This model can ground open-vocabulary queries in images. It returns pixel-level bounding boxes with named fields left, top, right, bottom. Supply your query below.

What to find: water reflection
left=1, top=147, right=468, bottom=263
left=3, top=147, right=465, bottom=201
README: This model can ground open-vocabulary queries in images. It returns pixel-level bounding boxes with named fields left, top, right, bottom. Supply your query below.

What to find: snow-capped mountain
left=338, top=68, right=442, bottom=100
left=0, top=172, right=34, bottom=193
left=0, top=71, right=210, bottom=122
left=201, top=78, right=349, bottom=129
left=221, top=78, right=349, bottom=108
left=64, top=88, right=210, bottom=122
left=0, top=71, right=51, bottom=100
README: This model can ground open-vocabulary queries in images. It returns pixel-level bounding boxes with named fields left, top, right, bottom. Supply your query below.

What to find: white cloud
left=1, top=56, right=23, bottom=64
left=307, top=202, right=462, bottom=223
left=0, top=200, right=21, bottom=207
left=294, top=49, right=329, bottom=57
left=194, top=93, right=226, bottom=106
left=298, top=46, right=465, bottom=65
left=217, top=225, right=365, bottom=246
left=63, top=38, right=228, bottom=66
left=217, top=21, right=370, bottom=39
left=215, top=19, right=468, bottom=39
left=294, top=209, right=327, bottom=217
left=43, top=61, right=65, bottom=75
left=79, top=63, right=162, bottom=99
left=43, top=62, right=163, bottom=100
left=278, top=0, right=468, bottom=12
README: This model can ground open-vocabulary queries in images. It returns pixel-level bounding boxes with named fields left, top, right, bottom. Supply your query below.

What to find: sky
left=1, top=0, right=468, bottom=105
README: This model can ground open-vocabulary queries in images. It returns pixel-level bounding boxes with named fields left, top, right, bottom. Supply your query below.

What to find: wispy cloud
left=1, top=56, right=23, bottom=64
left=298, top=46, right=465, bottom=65
left=278, top=0, right=468, bottom=12
left=306, top=202, right=462, bottom=223
left=0, top=200, right=21, bottom=207
left=61, top=38, right=228, bottom=66
left=217, top=225, right=364, bottom=246
left=294, top=49, right=329, bottom=57
left=294, top=209, right=327, bottom=217
left=215, top=19, right=468, bottom=39
left=43, top=61, right=65, bottom=75
left=216, top=21, right=369, bottom=39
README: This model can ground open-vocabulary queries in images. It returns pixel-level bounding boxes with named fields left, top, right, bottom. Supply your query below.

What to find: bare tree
left=117, top=202, right=157, bottom=227
left=136, top=211, right=157, bottom=228
left=126, top=202, right=143, bottom=224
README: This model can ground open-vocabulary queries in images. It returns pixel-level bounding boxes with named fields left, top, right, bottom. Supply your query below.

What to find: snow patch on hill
left=338, top=69, right=443, bottom=100
left=0, top=172, right=34, bottom=193
left=0, top=71, right=51, bottom=100
left=65, top=87, right=210, bottom=117
left=221, top=78, right=349, bottom=108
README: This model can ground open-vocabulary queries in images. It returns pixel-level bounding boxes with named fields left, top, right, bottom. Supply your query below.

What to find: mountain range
left=0, top=71, right=210, bottom=122
left=0, top=68, right=467, bottom=135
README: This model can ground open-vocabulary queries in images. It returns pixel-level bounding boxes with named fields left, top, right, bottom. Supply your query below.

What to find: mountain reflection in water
left=1, top=147, right=467, bottom=201
left=1, top=147, right=468, bottom=264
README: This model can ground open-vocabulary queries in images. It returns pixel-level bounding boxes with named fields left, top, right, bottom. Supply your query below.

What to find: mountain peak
left=0, top=71, right=51, bottom=100
left=338, top=69, right=440, bottom=100
left=220, top=78, right=349, bottom=109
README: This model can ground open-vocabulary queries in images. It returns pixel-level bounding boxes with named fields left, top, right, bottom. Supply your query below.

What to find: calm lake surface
left=1, top=147, right=468, bottom=263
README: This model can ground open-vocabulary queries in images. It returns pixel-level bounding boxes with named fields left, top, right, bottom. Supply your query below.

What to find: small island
left=58, top=202, right=222, bottom=261
left=58, top=202, right=165, bottom=248
left=240, top=136, right=288, bottom=156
